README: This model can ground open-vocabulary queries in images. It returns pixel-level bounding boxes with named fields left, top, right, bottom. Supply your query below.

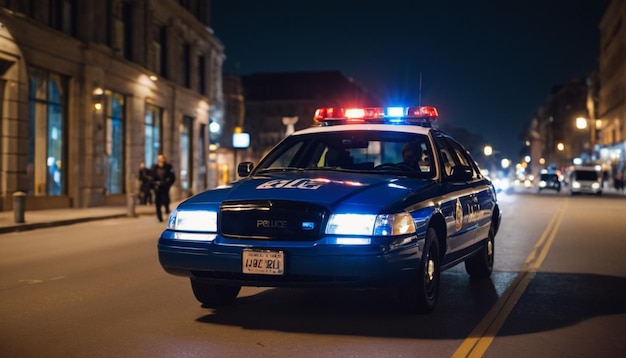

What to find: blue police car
left=158, top=106, right=502, bottom=313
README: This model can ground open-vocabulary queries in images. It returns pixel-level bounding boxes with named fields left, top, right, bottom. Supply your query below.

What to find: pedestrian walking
left=150, top=154, right=176, bottom=222
left=138, top=162, right=152, bottom=205
left=614, top=171, right=624, bottom=192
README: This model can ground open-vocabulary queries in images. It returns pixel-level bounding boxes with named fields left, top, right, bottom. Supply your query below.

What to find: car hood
left=181, top=170, right=436, bottom=213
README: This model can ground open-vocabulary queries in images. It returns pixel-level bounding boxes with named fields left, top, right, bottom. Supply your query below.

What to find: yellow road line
left=452, top=200, right=567, bottom=358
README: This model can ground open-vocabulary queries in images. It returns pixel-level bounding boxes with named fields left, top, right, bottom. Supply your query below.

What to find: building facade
left=0, top=0, right=224, bottom=211
left=525, top=78, right=589, bottom=175
left=240, top=71, right=381, bottom=165
left=598, top=0, right=626, bottom=176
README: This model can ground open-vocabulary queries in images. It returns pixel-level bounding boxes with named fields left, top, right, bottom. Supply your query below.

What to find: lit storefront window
left=144, top=103, right=162, bottom=167
left=105, top=91, right=125, bottom=194
left=28, top=68, right=67, bottom=196
left=180, top=116, right=193, bottom=191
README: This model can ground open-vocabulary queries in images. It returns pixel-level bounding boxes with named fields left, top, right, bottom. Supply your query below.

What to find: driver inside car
left=401, top=142, right=423, bottom=171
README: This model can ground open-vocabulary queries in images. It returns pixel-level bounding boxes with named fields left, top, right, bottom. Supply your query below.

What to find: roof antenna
left=418, top=72, right=422, bottom=106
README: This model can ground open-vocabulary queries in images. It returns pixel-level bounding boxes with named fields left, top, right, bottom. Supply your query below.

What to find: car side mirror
left=237, top=162, right=254, bottom=177
left=448, top=166, right=473, bottom=182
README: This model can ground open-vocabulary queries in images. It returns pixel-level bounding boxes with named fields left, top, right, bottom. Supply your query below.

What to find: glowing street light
left=557, top=142, right=565, bottom=151
left=483, top=145, right=493, bottom=156
left=575, top=117, right=588, bottom=130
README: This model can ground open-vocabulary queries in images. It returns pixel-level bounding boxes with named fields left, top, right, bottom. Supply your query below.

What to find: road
left=0, top=191, right=625, bottom=357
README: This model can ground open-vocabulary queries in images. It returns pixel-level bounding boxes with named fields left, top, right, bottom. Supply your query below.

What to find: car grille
left=219, top=200, right=328, bottom=241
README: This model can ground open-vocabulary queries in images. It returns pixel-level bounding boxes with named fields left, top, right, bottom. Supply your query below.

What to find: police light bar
left=314, top=106, right=438, bottom=126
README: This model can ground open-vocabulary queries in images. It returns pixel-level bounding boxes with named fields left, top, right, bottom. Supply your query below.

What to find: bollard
left=127, top=192, right=137, bottom=217
left=13, top=191, right=26, bottom=223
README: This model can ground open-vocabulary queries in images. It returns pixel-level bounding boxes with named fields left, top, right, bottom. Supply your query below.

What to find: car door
left=434, top=135, right=479, bottom=258
left=448, top=137, right=495, bottom=244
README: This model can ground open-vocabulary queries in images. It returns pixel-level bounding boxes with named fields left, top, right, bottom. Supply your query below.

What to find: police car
left=158, top=106, right=502, bottom=313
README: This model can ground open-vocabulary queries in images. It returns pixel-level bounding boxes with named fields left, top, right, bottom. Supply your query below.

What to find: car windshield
left=540, top=173, right=559, bottom=181
left=574, top=170, right=599, bottom=181
left=252, top=130, right=435, bottom=178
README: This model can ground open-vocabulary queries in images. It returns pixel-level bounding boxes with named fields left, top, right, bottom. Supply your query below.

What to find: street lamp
left=575, top=116, right=595, bottom=164
left=483, top=145, right=493, bottom=156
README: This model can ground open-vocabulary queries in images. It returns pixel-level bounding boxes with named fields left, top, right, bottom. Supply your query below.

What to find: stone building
left=531, top=78, right=589, bottom=172
left=240, top=71, right=382, bottom=164
left=0, top=0, right=224, bottom=210
left=598, top=0, right=626, bottom=175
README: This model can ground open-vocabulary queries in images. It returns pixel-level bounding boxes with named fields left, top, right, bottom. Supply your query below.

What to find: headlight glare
left=326, top=212, right=416, bottom=236
left=326, top=214, right=376, bottom=235
left=168, top=209, right=217, bottom=232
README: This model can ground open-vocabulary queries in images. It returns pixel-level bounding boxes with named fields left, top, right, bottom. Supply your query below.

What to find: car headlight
left=167, top=209, right=217, bottom=232
left=592, top=182, right=601, bottom=189
left=572, top=181, right=581, bottom=189
left=326, top=212, right=416, bottom=236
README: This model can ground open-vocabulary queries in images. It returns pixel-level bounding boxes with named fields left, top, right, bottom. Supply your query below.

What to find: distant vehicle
left=569, top=166, right=602, bottom=195
left=158, top=105, right=502, bottom=314
left=538, top=172, right=561, bottom=193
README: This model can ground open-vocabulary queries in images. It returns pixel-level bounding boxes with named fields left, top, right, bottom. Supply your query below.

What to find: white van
left=569, top=166, right=602, bottom=195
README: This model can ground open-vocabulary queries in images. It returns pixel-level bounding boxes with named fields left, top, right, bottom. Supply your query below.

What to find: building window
left=183, top=42, right=191, bottom=89
left=195, top=1, right=209, bottom=26
left=144, top=104, right=162, bottom=167
left=198, top=123, right=207, bottom=188
left=121, top=0, right=133, bottom=61
left=180, top=116, right=193, bottom=191
left=106, top=0, right=113, bottom=47
left=28, top=68, right=67, bottom=196
left=198, top=55, right=205, bottom=95
left=156, top=25, right=168, bottom=77
left=105, top=91, right=125, bottom=194
left=179, top=0, right=191, bottom=10
left=49, top=0, right=75, bottom=35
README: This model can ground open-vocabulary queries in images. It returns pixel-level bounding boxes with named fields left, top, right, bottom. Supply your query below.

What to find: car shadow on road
left=195, top=271, right=626, bottom=340
left=196, top=270, right=505, bottom=339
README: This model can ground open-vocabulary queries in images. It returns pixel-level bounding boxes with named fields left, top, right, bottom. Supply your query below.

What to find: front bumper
left=157, top=231, right=423, bottom=288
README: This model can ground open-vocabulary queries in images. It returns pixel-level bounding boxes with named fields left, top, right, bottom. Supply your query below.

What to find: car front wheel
left=398, top=227, right=441, bottom=314
left=190, top=278, right=241, bottom=307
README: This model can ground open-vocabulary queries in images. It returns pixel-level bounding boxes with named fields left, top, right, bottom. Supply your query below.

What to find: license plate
left=242, top=250, right=285, bottom=275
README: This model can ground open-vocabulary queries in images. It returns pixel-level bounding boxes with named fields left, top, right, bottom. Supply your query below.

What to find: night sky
left=210, top=0, right=610, bottom=160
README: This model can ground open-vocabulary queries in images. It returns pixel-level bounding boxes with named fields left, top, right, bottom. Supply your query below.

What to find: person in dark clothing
left=150, top=154, right=176, bottom=222
left=400, top=142, right=423, bottom=171
left=138, top=162, right=153, bottom=205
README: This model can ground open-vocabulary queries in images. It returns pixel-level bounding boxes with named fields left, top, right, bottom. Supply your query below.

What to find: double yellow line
left=452, top=200, right=567, bottom=358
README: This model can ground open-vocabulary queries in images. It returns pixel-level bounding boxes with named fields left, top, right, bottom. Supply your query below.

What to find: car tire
left=190, top=278, right=241, bottom=307
left=398, top=227, right=441, bottom=314
left=465, top=225, right=495, bottom=278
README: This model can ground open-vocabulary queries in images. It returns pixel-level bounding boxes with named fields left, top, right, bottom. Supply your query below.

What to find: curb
left=0, top=211, right=158, bottom=235
left=0, top=214, right=128, bottom=234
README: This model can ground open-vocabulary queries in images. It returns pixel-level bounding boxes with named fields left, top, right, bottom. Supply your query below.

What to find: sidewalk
left=0, top=200, right=183, bottom=234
